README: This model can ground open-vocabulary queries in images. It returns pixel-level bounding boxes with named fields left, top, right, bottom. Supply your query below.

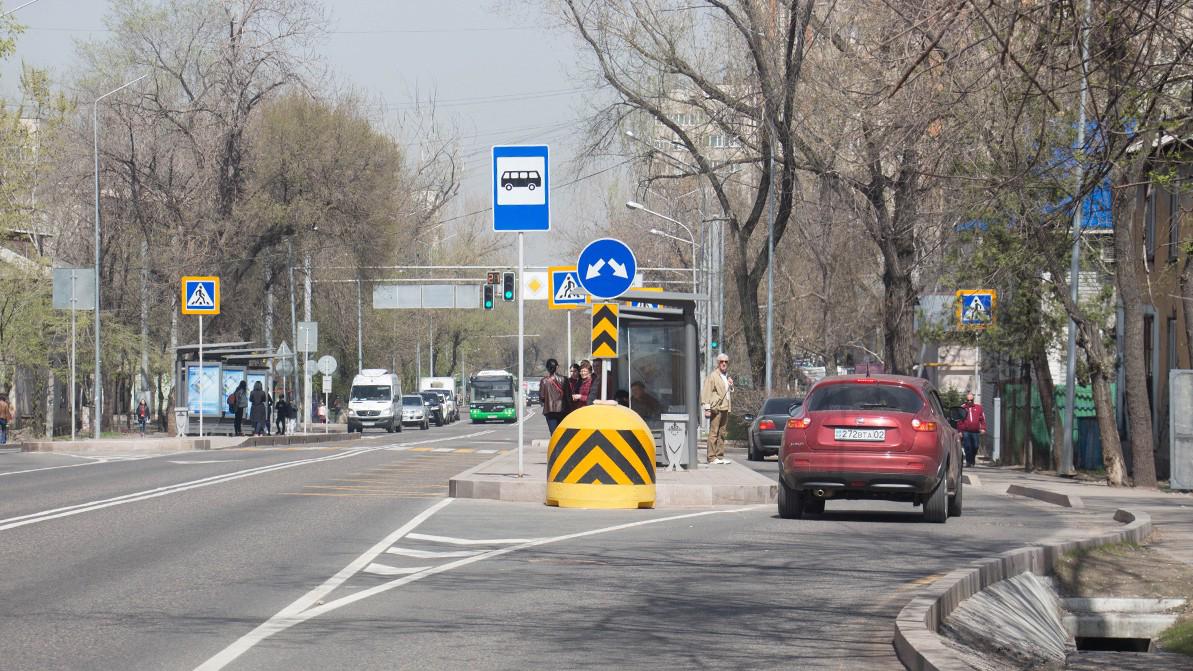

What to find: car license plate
left=834, top=428, right=885, bottom=442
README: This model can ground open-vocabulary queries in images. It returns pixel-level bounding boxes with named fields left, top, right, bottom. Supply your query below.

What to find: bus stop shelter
left=174, top=341, right=289, bottom=436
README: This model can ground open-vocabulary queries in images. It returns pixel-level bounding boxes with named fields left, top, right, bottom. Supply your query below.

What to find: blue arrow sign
left=492, top=145, right=550, bottom=232
left=577, top=238, right=637, bottom=300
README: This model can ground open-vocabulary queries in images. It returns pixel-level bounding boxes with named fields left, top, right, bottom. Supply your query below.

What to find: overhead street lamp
left=93, top=73, right=147, bottom=439
left=626, top=201, right=700, bottom=300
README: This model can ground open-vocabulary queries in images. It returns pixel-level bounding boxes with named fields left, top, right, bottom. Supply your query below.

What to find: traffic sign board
left=492, top=145, right=550, bottom=232
left=591, top=303, right=619, bottom=358
left=956, top=289, right=996, bottom=329
left=522, top=271, right=548, bottom=300
left=576, top=238, right=637, bottom=300
left=317, top=355, right=337, bottom=376
left=181, top=276, right=220, bottom=315
left=548, top=266, right=586, bottom=310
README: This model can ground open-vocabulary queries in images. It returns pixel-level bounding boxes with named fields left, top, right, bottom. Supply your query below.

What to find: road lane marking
left=406, top=533, right=543, bottom=546
left=197, top=502, right=763, bottom=670
left=384, top=547, right=484, bottom=559
left=363, top=563, right=432, bottom=576
left=431, top=448, right=455, bottom=452
left=477, top=449, right=498, bottom=454
left=169, top=460, right=236, bottom=464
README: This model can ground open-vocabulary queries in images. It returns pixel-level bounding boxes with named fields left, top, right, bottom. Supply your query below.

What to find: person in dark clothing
left=275, top=396, right=291, bottom=435
left=538, top=358, right=570, bottom=435
left=135, top=399, right=150, bottom=436
left=249, top=381, right=268, bottom=436
left=232, top=380, right=248, bottom=436
left=957, top=392, right=987, bottom=467
left=569, top=360, right=595, bottom=408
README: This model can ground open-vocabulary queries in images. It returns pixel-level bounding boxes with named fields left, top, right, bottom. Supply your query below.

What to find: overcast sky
left=4, top=0, right=622, bottom=263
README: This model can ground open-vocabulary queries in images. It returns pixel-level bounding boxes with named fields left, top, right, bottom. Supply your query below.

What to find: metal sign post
left=53, top=268, right=96, bottom=441
left=70, top=276, right=77, bottom=441
left=493, top=144, right=551, bottom=479
left=198, top=316, right=204, bottom=438
left=181, top=276, right=220, bottom=438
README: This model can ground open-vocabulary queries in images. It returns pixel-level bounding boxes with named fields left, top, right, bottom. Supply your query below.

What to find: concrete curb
left=892, top=508, right=1152, bottom=671
left=19, top=438, right=212, bottom=453
left=961, top=473, right=981, bottom=487
left=1006, top=483, right=1084, bottom=508
left=221, top=432, right=361, bottom=449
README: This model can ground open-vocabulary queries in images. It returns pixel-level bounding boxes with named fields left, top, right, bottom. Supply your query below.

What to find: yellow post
left=546, top=404, right=656, bottom=509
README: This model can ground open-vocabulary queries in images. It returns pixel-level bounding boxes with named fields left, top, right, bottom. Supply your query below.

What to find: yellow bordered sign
left=591, top=302, right=618, bottom=358
left=548, top=265, right=587, bottom=310
left=181, top=276, right=220, bottom=315
left=955, top=289, right=996, bottom=329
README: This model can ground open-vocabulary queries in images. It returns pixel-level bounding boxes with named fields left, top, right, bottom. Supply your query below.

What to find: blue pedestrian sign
left=577, top=238, right=637, bottom=300
left=548, top=265, right=587, bottom=310
left=181, top=276, right=220, bottom=315
left=492, top=145, right=550, bottom=232
left=955, top=289, right=995, bottom=329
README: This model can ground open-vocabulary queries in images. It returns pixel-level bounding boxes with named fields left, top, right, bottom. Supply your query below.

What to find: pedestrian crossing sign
left=548, top=265, right=587, bottom=310
left=182, top=276, right=220, bottom=315
left=955, top=289, right=995, bottom=329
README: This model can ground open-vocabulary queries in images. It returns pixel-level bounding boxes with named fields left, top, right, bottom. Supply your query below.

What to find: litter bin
left=175, top=407, right=189, bottom=437
left=659, top=413, right=689, bottom=471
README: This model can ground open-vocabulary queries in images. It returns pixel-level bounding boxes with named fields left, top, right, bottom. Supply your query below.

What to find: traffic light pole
left=517, top=232, right=525, bottom=478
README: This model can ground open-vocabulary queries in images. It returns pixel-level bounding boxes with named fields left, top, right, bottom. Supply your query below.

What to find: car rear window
left=806, top=383, right=923, bottom=413
left=761, top=398, right=800, bottom=415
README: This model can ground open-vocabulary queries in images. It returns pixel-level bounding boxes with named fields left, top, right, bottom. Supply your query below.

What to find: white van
left=347, top=369, right=402, bottom=433
left=420, top=376, right=459, bottom=422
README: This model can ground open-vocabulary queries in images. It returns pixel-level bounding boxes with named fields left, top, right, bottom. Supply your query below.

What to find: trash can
left=659, top=413, right=689, bottom=471
left=174, top=407, right=189, bottom=437
left=546, top=404, right=656, bottom=509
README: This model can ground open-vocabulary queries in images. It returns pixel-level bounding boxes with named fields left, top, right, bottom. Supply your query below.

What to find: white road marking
left=476, top=449, right=498, bottom=454
left=169, top=460, right=235, bottom=464
left=406, top=533, right=543, bottom=546
left=385, top=547, right=484, bottom=559
left=197, top=503, right=763, bottom=670
left=362, top=563, right=432, bottom=576
left=0, top=454, right=153, bottom=478
left=431, top=448, right=455, bottom=453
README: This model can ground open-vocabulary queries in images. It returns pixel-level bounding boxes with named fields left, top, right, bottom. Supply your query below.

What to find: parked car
left=419, top=391, right=446, bottom=427
left=743, top=397, right=802, bottom=461
left=400, top=394, right=431, bottom=430
left=778, top=375, right=963, bottom=523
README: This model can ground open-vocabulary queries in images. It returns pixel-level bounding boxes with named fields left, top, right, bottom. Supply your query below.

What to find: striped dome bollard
left=545, top=404, right=656, bottom=509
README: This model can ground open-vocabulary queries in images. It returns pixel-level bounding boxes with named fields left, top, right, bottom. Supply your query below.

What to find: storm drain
left=1062, top=597, right=1184, bottom=655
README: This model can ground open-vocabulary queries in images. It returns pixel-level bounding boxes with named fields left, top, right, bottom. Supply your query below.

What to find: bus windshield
left=471, top=378, right=514, bottom=403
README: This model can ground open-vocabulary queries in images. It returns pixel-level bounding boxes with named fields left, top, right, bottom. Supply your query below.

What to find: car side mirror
left=743, top=414, right=756, bottom=423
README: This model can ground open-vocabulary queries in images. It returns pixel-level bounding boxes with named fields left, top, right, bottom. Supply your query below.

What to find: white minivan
left=347, top=369, right=402, bottom=433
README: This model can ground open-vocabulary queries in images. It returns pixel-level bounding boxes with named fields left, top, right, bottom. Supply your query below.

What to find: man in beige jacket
left=701, top=353, right=734, bottom=464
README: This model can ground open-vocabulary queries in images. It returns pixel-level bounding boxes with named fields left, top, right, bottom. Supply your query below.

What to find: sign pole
left=304, top=329, right=310, bottom=434
left=70, top=275, right=77, bottom=441
left=198, top=315, right=203, bottom=439
left=566, top=310, right=572, bottom=368
left=517, top=231, right=525, bottom=478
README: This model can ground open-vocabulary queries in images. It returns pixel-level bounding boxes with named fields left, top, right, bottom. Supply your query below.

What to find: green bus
left=468, top=370, right=517, bottom=423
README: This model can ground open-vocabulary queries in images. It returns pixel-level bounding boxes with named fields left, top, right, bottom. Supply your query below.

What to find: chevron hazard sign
left=591, top=303, right=618, bottom=358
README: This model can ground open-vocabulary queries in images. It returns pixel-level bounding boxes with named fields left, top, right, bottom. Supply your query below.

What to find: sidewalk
left=16, top=426, right=358, bottom=455
left=972, top=465, right=1193, bottom=566
left=450, top=439, right=777, bottom=507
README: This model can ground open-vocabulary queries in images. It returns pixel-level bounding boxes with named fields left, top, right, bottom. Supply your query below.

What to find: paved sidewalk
left=971, top=465, right=1193, bottom=566
left=16, top=428, right=356, bottom=455
left=450, top=439, right=777, bottom=507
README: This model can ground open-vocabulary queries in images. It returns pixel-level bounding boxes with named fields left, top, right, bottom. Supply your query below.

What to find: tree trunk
left=1084, top=327, right=1127, bottom=485
left=733, top=242, right=767, bottom=386
left=879, top=231, right=918, bottom=375
left=1114, top=185, right=1157, bottom=487
left=140, top=238, right=150, bottom=411
left=45, top=369, right=55, bottom=440
left=1031, top=347, right=1064, bottom=471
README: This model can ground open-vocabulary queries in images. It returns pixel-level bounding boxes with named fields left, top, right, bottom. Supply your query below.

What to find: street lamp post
left=93, top=73, right=146, bottom=439
left=626, top=201, right=698, bottom=295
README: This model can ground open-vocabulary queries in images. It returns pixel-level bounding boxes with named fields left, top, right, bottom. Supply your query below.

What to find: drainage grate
left=1075, top=636, right=1152, bottom=652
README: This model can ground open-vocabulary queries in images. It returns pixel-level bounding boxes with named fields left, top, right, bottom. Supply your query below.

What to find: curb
left=220, top=432, right=361, bottom=449
left=1006, top=484, right=1084, bottom=508
left=892, top=508, right=1152, bottom=671
left=19, top=438, right=212, bottom=453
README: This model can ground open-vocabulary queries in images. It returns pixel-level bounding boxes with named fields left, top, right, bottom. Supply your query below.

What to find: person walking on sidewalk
left=957, top=391, right=987, bottom=467
left=701, top=353, right=734, bottom=465
left=135, top=399, right=150, bottom=436
left=274, top=395, right=291, bottom=436
left=232, top=380, right=249, bottom=436
left=249, top=381, right=269, bottom=436
left=0, top=392, right=13, bottom=445
left=539, top=358, right=570, bottom=436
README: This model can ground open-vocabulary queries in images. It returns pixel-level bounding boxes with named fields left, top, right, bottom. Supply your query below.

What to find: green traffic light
left=503, top=291, right=513, bottom=300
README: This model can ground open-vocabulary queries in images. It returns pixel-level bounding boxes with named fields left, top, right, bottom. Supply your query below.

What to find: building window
left=1171, top=188, right=1181, bottom=262
left=1145, top=185, right=1156, bottom=262
left=1169, top=316, right=1178, bottom=371
left=707, top=134, right=726, bottom=148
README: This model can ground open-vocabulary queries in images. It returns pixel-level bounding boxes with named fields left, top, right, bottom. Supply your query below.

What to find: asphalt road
left=0, top=414, right=1103, bottom=670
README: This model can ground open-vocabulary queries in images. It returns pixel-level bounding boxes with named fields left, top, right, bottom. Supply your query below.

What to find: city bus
left=469, top=370, right=517, bottom=423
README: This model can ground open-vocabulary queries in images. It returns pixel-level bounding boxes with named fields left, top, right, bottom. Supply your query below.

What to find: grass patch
left=1159, top=619, right=1193, bottom=657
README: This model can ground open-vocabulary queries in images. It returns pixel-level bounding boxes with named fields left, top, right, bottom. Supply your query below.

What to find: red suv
left=777, top=375, right=963, bottom=523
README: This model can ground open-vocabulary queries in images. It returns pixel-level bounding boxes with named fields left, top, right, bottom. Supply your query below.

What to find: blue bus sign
left=492, top=145, right=550, bottom=232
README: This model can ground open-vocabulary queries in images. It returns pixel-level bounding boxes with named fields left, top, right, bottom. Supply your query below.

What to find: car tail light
left=787, top=417, right=811, bottom=429
left=911, top=418, right=937, bottom=432
left=855, top=378, right=877, bottom=384
left=759, top=419, right=776, bottom=431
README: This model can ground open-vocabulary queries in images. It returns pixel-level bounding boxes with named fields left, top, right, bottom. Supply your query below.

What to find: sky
left=3, top=0, right=623, bottom=264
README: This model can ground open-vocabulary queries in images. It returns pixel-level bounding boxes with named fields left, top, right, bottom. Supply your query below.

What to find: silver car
left=401, top=395, right=430, bottom=430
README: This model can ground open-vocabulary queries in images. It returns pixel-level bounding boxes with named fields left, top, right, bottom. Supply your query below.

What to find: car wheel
left=747, top=438, right=760, bottom=461
left=386, top=419, right=395, bottom=433
left=777, top=478, right=805, bottom=519
left=923, top=475, right=948, bottom=523
left=422, top=419, right=429, bottom=430
left=948, top=470, right=964, bottom=518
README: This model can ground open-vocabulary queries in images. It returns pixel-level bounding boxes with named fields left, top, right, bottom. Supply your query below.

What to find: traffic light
left=483, top=284, right=494, bottom=310
left=502, top=272, right=515, bottom=301
left=710, top=326, right=720, bottom=350
left=486, top=271, right=500, bottom=285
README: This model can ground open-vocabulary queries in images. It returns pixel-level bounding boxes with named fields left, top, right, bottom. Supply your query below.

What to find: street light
left=93, top=73, right=147, bottom=439
left=626, top=201, right=698, bottom=296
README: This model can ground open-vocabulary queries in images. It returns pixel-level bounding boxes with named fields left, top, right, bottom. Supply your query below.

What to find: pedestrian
left=317, top=400, right=328, bottom=424
left=249, top=381, right=268, bottom=436
left=332, top=397, right=343, bottom=424
left=957, top=391, right=987, bottom=467
left=135, top=399, right=150, bottom=436
left=274, top=395, right=290, bottom=435
left=0, top=392, right=13, bottom=445
left=700, top=353, right=734, bottom=465
left=538, top=358, right=570, bottom=435
left=232, top=380, right=248, bottom=436
left=629, top=381, right=663, bottom=421
left=569, top=360, right=595, bottom=408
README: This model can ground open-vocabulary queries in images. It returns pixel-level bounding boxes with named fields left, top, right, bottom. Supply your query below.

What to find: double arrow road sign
left=591, top=303, right=619, bottom=359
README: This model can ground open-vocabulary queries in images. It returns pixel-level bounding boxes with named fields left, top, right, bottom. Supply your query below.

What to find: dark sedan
left=744, top=397, right=802, bottom=461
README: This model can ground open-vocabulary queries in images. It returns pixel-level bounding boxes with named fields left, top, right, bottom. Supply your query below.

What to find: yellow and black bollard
left=546, top=404, right=656, bottom=509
